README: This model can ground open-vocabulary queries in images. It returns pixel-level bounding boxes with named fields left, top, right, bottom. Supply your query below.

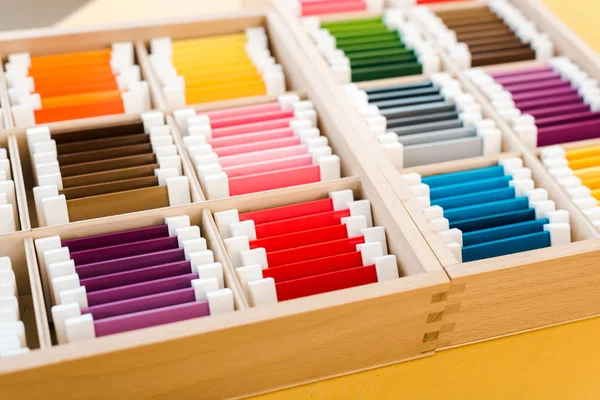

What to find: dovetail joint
left=423, top=331, right=440, bottom=343
left=427, top=311, right=444, bottom=323
left=431, top=291, right=448, bottom=303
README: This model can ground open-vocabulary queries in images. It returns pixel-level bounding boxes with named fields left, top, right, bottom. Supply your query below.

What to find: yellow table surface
left=56, top=0, right=600, bottom=398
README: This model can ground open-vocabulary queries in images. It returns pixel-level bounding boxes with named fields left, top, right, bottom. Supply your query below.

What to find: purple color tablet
left=535, top=111, right=600, bottom=128
left=517, top=94, right=583, bottom=112
left=94, top=300, right=211, bottom=337
left=83, top=288, right=196, bottom=320
left=527, top=103, right=591, bottom=119
left=512, top=87, right=579, bottom=104
left=502, top=78, right=570, bottom=94
left=87, top=273, right=199, bottom=306
left=490, top=66, right=553, bottom=79
left=81, top=260, right=192, bottom=292
left=75, top=248, right=185, bottom=279
left=63, top=225, right=169, bottom=252
left=538, top=119, right=600, bottom=146
left=71, top=236, right=179, bottom=265
left=494, top=70, right=562, bottom=86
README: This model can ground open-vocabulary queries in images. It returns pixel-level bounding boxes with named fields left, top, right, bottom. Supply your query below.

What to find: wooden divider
left=165, top=115, right=206, bottom=200
left=134, top=41, right=165, bottom=110
left=202, top=208, right=250, bottom=309
left=23, top=237, right=52, bottom=348
left=0, top=233, right=47, bottom=350
left=0, top=54, right=11, bottom=129
left=0, top=133, right=29, bottom=230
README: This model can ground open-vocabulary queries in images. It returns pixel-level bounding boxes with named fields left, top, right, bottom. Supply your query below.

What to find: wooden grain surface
left=275, top=0, right=600, bottom=352
left=256, top=0, right=600, bottom=398
left=0, top=271, right=447, bottom=400
left=0, top=10, right=454, bottom=400
left=16, top=0, right=598, bottom=398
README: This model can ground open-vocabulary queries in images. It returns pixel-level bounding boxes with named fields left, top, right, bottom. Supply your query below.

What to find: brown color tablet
left=56, top=134, right=150, bottom=155
left=57, top=143, right=153, bottom=165
left=66, top=186, right=170, bottom=222
left=61, top=164, right=159, bottom=188
left=60, top=153, right=157, bottom=177
left=60, top=176, right=159, bottom=200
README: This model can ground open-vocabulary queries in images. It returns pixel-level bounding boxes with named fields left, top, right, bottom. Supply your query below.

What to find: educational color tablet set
left=1, top=0, right=600, bottom=399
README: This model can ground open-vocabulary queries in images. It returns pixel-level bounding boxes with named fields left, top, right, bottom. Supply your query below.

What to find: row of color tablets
left=542, top=145, right=600, bottom=229
left=403, top=157, right=571, bottom=263
left=214, top=190, right=399, bottom=306
left=288, top=0, right=377, bottom=17
left=0, top=147, right=18, bottom=234
left=149, top=28, right=286, bottom=108
left=303, top=9, right=440, bottom=83
left=390, top=0, right=475, bottom=5
left=411, top=0, right=553, bottom=69
left=26, top=112, right=192, bottom=227
left=5, top=43, right=151, bottom=127
left=286, top=0, right=471, bottom=17
left=37, top=216, right=233, bottom=344
left=0, top=257, right=29, bottom=358
left=467, top=57, right=600, bottom=149
left=345, top=72, right=501, bottom=168
left=173, top=94, right=341, bottom=200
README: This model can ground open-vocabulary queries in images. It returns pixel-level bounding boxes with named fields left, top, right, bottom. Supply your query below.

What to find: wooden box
left=431, top=0, right=600, bottom=347
left=274, top=0, right=600, bottom=348
left=0, top=10, right=450, bottom=399
left=2, top=0, right=600, bottom=397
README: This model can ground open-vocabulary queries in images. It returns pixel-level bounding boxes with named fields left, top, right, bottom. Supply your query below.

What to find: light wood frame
left=2, top=0, right=600, bottom=396
left=0, top=9, right=450, bottom=400
left=433, top=0, right=600, bottom=347
left=0, top=234, right=48, bottom=350
left=274, top=0, right=600, bottom=349
left=0, top=133, right=28, bottom=230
